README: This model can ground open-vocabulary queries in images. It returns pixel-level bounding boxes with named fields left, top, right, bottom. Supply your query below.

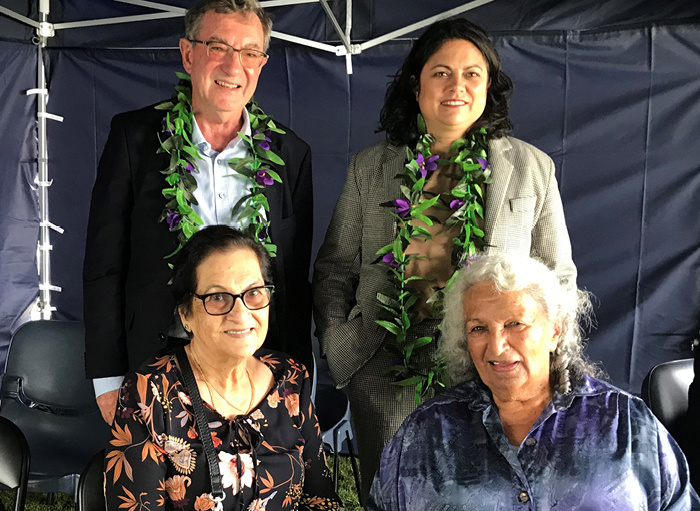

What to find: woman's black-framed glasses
left=192, top=285, right=275, bottom=316
left=188, top=39, right=268, bottom=68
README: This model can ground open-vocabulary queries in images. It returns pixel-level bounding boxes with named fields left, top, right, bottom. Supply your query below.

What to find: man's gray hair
left=185, top=0, right=273, bottom=50
left=439, top=253, right=601, bottom=394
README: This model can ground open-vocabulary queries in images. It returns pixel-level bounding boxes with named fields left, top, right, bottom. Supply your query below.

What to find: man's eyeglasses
left=191, top=285, right=275, bottom=315
left=189, top=39, right=268, bottom=68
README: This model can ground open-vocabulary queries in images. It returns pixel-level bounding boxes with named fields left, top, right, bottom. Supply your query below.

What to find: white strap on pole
left=38, top=112, right=64, bottom=122
left=39, top=283, right=62, bottom=292
left=40, top=221, right=65, bottom=234
left=26, top=88, right=49, bottom=96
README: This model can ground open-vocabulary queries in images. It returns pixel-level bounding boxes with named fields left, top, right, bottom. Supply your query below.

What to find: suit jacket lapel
left=261, top=130, right=288, bottom=242
left=484, top=137, right=514, bottom=235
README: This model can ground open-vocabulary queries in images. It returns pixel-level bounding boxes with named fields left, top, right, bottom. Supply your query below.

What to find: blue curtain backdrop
left=0, top=1, right=699, bottom=392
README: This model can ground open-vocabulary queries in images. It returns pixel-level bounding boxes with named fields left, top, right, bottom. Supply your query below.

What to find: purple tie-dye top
left=369, top=375, right=700, bottom=510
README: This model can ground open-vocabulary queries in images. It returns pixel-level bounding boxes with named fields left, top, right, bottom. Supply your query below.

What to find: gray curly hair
left=439, top=253, right=601, bottom=395
left=185, top=0, right=273, bottom=50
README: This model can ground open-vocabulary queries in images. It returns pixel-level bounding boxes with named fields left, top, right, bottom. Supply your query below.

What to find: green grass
left=328, top=454, right=362, bottom=510
left=0, top=491, right=73, bottom=511
left=1, top=454, right=361, bottom=511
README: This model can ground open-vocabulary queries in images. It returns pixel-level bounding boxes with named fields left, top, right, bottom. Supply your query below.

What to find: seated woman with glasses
left=105, top=225, right=341, bottom=511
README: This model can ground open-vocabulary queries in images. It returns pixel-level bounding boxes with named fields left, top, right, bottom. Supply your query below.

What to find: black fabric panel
left=563, top=28, right=652, bottom=387
left=359, top=0, right=700, bottom=39
left=0, top=41, right=40, bottom=379
left=631, top=25, right=700, bottom=386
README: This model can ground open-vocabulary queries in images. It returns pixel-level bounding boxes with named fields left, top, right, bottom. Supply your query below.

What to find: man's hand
left=96, top=389, right=120, bottom=425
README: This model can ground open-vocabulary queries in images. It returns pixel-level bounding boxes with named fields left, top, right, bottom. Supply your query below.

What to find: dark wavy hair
left=380, top=18, right=513, bottom=146
left=171, top=225, right=272, bottom=317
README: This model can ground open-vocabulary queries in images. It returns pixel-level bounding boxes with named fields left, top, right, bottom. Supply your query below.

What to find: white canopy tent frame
left=0, top=0, right=495, bottom=319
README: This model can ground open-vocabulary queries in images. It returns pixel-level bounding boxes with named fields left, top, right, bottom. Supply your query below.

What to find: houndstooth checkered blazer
left=312, top=136, right=577, bottom=387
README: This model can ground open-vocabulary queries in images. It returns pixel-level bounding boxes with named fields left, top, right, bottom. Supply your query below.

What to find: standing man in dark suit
left=83, top=0, right=313, bottom=424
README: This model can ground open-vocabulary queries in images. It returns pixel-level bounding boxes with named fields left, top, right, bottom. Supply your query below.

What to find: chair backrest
left=641, top=358, right=694, bottom=435
left=0, top=416, right=29, bottom=511
left=2, top=320, right=95, bottom=411
left=0, top=320, right=109, bottom=495
left=76, top=450, right=106, bottom=511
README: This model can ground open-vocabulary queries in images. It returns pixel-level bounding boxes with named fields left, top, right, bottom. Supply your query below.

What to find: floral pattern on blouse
left=105, top=349, right=343, bottom=511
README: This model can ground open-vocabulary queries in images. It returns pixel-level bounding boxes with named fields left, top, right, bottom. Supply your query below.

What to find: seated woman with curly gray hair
left=368, top=253, right=699, bottom=510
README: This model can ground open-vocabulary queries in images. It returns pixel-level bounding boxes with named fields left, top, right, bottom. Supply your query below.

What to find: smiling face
left=180, top=246, right=269, bottom=363
left=463, top=281, right=560, bottom=405
left=415, top=38, right=489, bottom=142
left=179, top=10, right=267, bottom=125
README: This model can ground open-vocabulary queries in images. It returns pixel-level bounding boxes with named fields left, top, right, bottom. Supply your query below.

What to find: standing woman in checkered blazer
left=313, top=17, right=576, bottom=500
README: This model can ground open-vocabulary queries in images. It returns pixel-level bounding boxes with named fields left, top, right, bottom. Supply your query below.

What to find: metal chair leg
left=345, top=430, right=363, bottom=507
left=333, top=429, right=340, bottom=492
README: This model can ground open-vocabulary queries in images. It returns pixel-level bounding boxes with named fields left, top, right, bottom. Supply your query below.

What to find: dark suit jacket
left=83, top=104, right=313, bottom=378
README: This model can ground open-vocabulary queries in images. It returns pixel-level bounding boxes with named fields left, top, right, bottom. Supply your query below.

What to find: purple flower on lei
left=449, top=199, right=464, bottom=210
left=393, top=198, right=411, bottom=218
left=256, top=130, right=272, bottom=151
left=382, top=253, right=400, bottom=269
left=182, top=161, right=195, bottom=173
left=165, top=210, right=181, bottom=231
left=416, top=153, right=439, bottom=178
left=257, top=225, right=269, bottom=242
left=255, top=169, right=274, bottom=187
left=161, top=118, right=174, bottom=135
left=477, top=157, right=489, bottom=170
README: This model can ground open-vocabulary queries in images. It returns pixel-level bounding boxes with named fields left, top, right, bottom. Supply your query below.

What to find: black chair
left=0, top=416, right=29, bottom=511
left=76, top=450, right=106, bottom=511
left=0, top=320, right=110, bottom=497
left=641, top=358, right=694, bottom=443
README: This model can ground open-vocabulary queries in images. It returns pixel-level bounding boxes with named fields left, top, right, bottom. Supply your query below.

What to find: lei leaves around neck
left=155, top=72, right=285, bottom=260
left=156, top=72, right=202, bottom=258
left=375, top=113, right=492, bottom=404
left=226, top=100, right=286, bottom=258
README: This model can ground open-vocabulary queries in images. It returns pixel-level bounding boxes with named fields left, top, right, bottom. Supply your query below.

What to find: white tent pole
left=0, top=6, right=39, bottom=27
left=359, top=0, right=498, bottom=51
left=270, top=30, right=338, bottom=52
left=115, top=0, right=320, bottom=8
left=53, top=12, right=181, bottom=30
left=35, top=0, right=62, bottom=319
left=344, top=0, right=353, bottom=74
left=320, top=0, right=351, bottom=53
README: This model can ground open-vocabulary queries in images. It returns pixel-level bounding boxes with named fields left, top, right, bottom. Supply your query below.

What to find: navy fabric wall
left=0, top=41, right=39, bottom=372
left=1, top=2, right=699, bottom=392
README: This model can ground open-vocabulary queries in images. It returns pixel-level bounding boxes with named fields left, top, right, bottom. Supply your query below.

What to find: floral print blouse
left=105, top=349, right=342, bottom=511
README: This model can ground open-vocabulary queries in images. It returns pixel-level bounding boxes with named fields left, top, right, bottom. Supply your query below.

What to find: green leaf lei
left=375, top=114, right=492, bottom=404
left=155, top=72, right=286, bottom=260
